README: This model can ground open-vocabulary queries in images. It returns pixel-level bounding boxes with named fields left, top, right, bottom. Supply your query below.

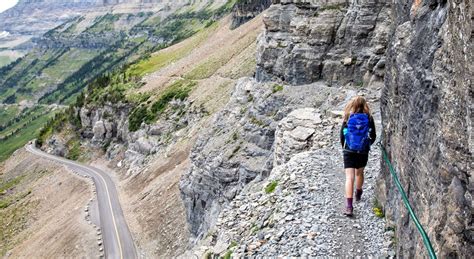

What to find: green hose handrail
left=378, top=142, right=437, bottom=259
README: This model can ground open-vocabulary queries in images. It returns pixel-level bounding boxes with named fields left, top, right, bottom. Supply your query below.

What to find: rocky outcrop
left=256, top=0, right=391, bottom=85
left=273, top=108, right=322, bottom=166
left=79, top=103, right=131, bottom=144
left=179, top=77, right=360, bottom=237
left=230, top=0, right=272, bottom=29
left=377, top=0, right=473, bottom=257
left=53, top=98, right=207, bottom=175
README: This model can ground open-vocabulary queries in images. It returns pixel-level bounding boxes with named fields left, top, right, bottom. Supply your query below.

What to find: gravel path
left=195, top=110, right=394, bottom=257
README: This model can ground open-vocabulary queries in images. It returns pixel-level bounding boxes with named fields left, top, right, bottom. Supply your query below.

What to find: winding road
left=26, top=144, right=137, bottom=259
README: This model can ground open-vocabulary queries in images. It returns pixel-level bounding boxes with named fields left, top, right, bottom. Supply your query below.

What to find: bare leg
left=345, top=168, right=355, bottom=198
left=355, top=167, right=365, bottom=190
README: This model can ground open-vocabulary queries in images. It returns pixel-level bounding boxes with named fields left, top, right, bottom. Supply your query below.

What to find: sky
left=0, top=0, right=19, bottom=14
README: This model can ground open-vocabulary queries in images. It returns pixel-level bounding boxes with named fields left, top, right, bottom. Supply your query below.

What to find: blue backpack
left=344, top=113, right=371, bottom=152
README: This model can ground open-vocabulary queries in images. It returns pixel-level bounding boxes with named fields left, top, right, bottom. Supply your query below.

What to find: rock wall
left=377, top=0, right=473, bottom=257
left=230, top=0, right=272, bottom=29
left=256, top=0, right=391, bottom=85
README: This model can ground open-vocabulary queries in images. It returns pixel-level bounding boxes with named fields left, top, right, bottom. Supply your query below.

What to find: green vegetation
left=0, top=111, right=54, bottom=162
left=373, top=199, right=385, bottom=218
left=0, top=168, right=43, bottom=256
left=265, top=180, right=278, bottom=194
left=251, top=223, right=259, bottom=234
left=0, top=190, right=31, bottom=209
left=320, top=3, right=346, bottom=11
left=0, top=176, right=25, bottom=194
left=128, top=22, right=218, bottom=77
left=272, top=84, right=284, bottom=93
left=0, top=106, right=49, bottom=139
left=0, top=105, right=19, bottom=126
left=0, top=196, right=32, bottom=256
left=185, top=55, right=230, bottom=80
left=229, top=241, right=238, bottom=248
left=222, top=240, right=238, bottom=259
left=231, top=131, right=239, bottom=142
left=250, top=116, right=266, bottom=127
left=204, top=251, right=213, bottom=259
left=0, top=56, right=12, bottom=68
left=128, top=105, right=154, bottom=132
left=151, top=80, right=195, bottom=114
left=229, top=144, right=241, bottom=159
left=37, top=112, right=68, bottom=147
left=85, top=14, right=122, bottom=33
left=223, top=250, right=232, bottom=259
left=128, top=79, right=195, bottom=131
left=66, top=138, right=81, bottom=161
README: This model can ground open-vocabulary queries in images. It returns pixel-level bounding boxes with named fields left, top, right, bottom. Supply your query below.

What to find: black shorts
left=343, top=151, right=369, bottom=169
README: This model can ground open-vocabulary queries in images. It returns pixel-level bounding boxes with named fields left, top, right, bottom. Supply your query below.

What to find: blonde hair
left=343, top=96, right=371, bottom=122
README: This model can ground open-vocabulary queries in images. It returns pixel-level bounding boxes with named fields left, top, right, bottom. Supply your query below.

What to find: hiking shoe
left=344, top=207, right=353, bottom=217
left=355, top=189, right=363, bottom=202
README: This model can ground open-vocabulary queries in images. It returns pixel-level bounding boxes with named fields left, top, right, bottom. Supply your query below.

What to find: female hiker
left=340, top=96, right=376, bottom=216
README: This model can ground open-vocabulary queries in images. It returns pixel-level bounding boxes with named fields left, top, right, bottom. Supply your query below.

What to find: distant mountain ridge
left=0, top=0, right=203, bottom=42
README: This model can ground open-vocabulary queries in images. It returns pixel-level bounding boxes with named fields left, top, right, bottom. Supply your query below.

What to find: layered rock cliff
left=377, top=0, right=473, bottom=257
left=256, top=0, right=391, bottom=85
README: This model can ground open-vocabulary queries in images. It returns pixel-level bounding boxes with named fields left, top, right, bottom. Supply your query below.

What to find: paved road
left=26, top=144, right=137, bottom=259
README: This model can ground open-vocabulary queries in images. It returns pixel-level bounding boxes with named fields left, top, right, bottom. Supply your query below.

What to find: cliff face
left=231, top=0, right=272, bottom=29
left=377, top=0, right=473, bottom=257
left=256, top=0, right=391, bottom=85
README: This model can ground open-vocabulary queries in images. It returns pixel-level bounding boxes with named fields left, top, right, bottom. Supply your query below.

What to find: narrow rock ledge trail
left=195, top=102, right=395, bottom=257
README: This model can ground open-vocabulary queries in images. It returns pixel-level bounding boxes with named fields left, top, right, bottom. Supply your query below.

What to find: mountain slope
left=35, top=8, right=265, bottom=257
left=0, top=0, right=235, bottom=163
left=0, top=149, right=98, bottom=257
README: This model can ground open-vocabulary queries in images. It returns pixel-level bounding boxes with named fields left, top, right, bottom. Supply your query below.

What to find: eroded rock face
left=256, top=0, right=391, bottom=85
left=377, top=0, right=473, bottom=257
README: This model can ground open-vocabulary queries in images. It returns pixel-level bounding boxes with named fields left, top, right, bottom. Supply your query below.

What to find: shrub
left=265, top=180, right=278, bottom=194
left=272, top=84, right=284, bottom=93
left=372, top=199, right=385, bottom=218
left=66, top=138, right=81, bottom=161
left=128, top=105, right=153, bottom=132
left=150, top=79, right=195, bottom=115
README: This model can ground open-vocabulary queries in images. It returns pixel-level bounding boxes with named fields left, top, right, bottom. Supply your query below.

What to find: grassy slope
left=127, top=22, right=220, bottom=77
left=0, top=56, right=12, bottom=67
left=135, top=15, right=262, bottom=114
left=0, top=107, right=49, bottom=138
left=0, top=106, right=20, bottom=125
left=0, top=111, right=56, bottom=162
